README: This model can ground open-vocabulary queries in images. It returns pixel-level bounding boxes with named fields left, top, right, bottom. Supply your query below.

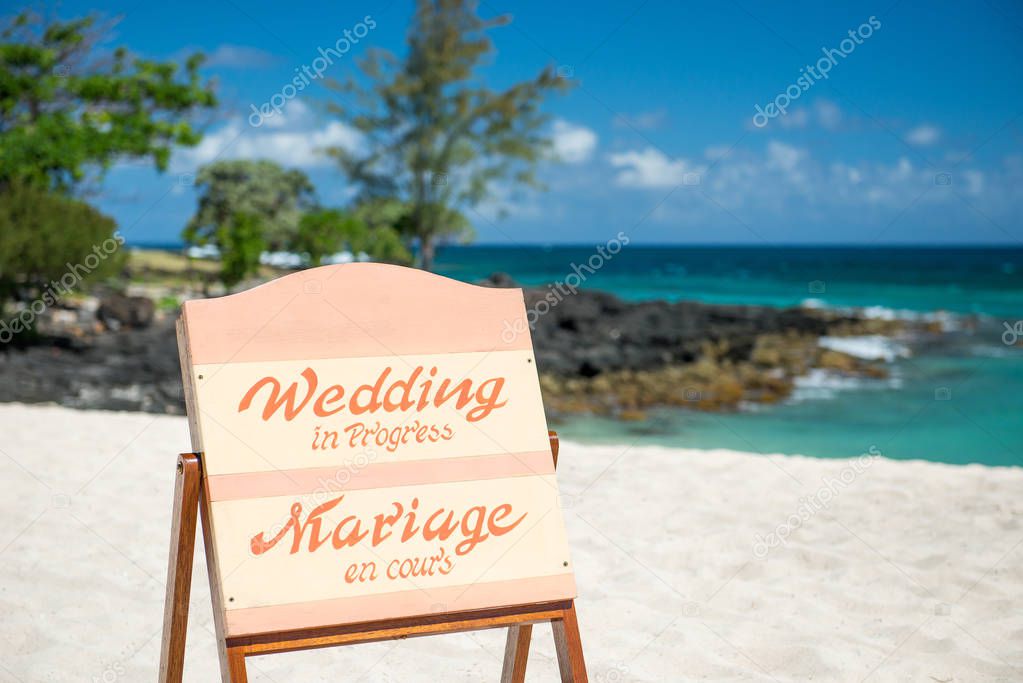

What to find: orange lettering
left=238, top=367, right=318, bottom=421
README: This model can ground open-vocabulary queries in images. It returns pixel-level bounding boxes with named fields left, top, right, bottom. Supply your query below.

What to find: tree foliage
left=0, top=182, right=124, bottom=312
left=294, top=208, right=411, bottom=266
left=325, top=0, right=571, bottom=269
left=0, top=11, right=217, bottom=191
left=183, top=160, right=316, bottom=251
left=216, top=212, right=266, bottom=288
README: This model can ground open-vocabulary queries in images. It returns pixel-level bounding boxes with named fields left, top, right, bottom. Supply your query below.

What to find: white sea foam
left=969, top=345, right=1019, bottom=359
left=791, top=368, right=903, bottom=402
left=819, top=334, right=910, bottom=361
left=799, top=300, right=964, bottom=331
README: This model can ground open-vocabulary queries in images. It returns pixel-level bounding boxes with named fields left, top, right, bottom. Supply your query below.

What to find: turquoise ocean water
left=434, top=246, right=1023, bottom=467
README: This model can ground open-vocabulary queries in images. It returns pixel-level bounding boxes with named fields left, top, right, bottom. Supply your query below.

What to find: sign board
left=177, top=263, right=575, bottom=638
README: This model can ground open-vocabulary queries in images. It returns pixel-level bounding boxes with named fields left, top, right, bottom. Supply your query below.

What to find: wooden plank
left=500, top=431, right=560, bottom=681
left=230, top=603, right=570, bottom=656
left=176, top=319, right=202, bottom=453
left=226, top=647, right=248, bottom=683
left=197, top=459, right=234, bottom=683
left=158, top=453, right=200, bottom=683
left=500, top=624, right=532, bottom=683
left=552, top=602, right=588, bottom=682
left=225, top=574, right=575, bottom=637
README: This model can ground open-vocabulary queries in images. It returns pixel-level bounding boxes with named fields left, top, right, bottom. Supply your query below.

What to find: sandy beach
left=1, top=402, right=1021, bottom=682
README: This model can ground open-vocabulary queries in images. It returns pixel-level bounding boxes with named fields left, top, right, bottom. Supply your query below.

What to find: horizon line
left=127, top=241, right=1023, bottom=250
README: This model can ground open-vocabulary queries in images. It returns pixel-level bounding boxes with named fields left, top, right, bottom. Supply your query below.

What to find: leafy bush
left=184, top=160, right=316, bottom=253
left=291, top=208, right=412, bottom=266
left=0, top=183, right=124, bottom=314
left=0, top=12, right=216, bottom=191
left=216, top=213, right=266, bottom=288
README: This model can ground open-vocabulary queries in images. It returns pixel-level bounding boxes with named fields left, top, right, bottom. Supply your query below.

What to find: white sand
left=1, top=403, right=1021, bottom=682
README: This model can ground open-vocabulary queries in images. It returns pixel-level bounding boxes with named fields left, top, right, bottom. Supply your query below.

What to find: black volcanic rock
left=520, top=284, right=847, bottom=377
left=0, top=317, right=184, bottom=413
left=0, top=275, right=910, bottom=416
left=97, top=293, right=156, bottom=330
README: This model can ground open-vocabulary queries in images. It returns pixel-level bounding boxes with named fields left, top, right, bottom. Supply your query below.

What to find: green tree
left=353, top=197, right=467, bottom=266
left=0, top=182, right=124, bottom=318
left=363, top=223, right=413, bottom=265
left=325, top=0, right=571, bottom=270
left=351, top=197, right=410, bottom=234
left=292, top=208, right=411, bottom=266
left=184, top=160, right=316, bottom=251
left=216, top=213, right=266, bottom=289
left=0, top=11, right=217, bottom=191
left=292, top=209, right=360, bottom=267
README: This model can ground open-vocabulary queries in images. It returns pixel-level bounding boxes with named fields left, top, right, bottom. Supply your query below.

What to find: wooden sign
left=161, top=263, right=587, bottom=682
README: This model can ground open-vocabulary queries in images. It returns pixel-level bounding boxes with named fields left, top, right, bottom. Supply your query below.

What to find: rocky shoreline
left=0, top=275, right=941, bottom=417
left=511, top=275, right=925, bottom=418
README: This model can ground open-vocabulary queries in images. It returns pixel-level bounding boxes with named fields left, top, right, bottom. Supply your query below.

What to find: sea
left=138, top=243, right=1022, bottom=467
left=432, top=245, right=1022, bottom=468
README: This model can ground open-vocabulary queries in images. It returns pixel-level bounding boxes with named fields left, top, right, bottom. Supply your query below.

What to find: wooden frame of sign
left=160, top=263, right=586, bottom=682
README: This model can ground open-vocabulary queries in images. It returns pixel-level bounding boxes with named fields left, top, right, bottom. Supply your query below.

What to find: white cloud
left=906, top=124, right=940, bottom=146
left=691, top=141, right=1016, bottom=213
left=612, top=109, right=668, bottom=130
left=609, top=147, right=703, bottom=188
left=766, top=140, right=805, bottom=172
left=962, top=169, right=984, bottom=195
left=600, top=135, right=1020, bottom=237
left=773, top=99, right=842, bottom=131
left=551, top=119, right=597, bottom=163
left=778, top=107, right=810, bottom=129
left=203, top=44, right=279, bottom=69
left=173, top=103, right=361, bottom=171
left=815, top=99, right=842, bottom=130
left=704, top=145, right=735, bottom=162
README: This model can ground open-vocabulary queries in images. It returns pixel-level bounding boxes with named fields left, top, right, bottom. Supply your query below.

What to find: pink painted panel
left=224, top=573, right=577, bottom=637
left=182, top=263, right=533, bottom=365
left=206, top=450, right=555, bottom=501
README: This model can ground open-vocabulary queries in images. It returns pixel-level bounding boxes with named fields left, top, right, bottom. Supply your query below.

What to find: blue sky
left=42, top=0, right=1023, bottom=245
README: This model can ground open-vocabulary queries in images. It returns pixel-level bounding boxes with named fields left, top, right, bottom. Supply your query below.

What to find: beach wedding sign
left=160, top=263, right=587, bottom=682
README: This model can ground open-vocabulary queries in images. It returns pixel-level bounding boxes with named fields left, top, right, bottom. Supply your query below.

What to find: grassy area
left=125, top=248, right=287, bottom=290
left=127, top=247, right=216, bottom=275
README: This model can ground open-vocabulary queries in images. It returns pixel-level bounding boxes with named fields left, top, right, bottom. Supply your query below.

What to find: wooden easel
left=158, top=431, right=587, bottom=682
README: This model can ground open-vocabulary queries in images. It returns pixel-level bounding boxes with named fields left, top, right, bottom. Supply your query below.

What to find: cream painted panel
left=212, top=475, right=572, bottom=611
left=191, top=350, right=549, bottom=476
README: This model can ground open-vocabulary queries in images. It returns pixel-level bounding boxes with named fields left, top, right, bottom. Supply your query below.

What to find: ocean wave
left=799, top=300, right=964, bottom=331
left=790, top=368, right=903, bottom=402
left=968, top=344, right=1021, bottom=359
left=819, top=335, right=911, bottom=362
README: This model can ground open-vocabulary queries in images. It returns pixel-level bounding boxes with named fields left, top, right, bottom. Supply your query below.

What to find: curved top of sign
left=182, top=262, right=533, bottom=365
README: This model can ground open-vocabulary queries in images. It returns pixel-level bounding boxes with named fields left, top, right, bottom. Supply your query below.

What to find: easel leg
left=226, top=647, right=249, bottom=682
left=552, top=602, right=588, bottom=682
left=195, top=467, right=236, bottom=683
left=500, top=623, right=532, bottom=682
left=159, top=454, right=201, bottom=683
